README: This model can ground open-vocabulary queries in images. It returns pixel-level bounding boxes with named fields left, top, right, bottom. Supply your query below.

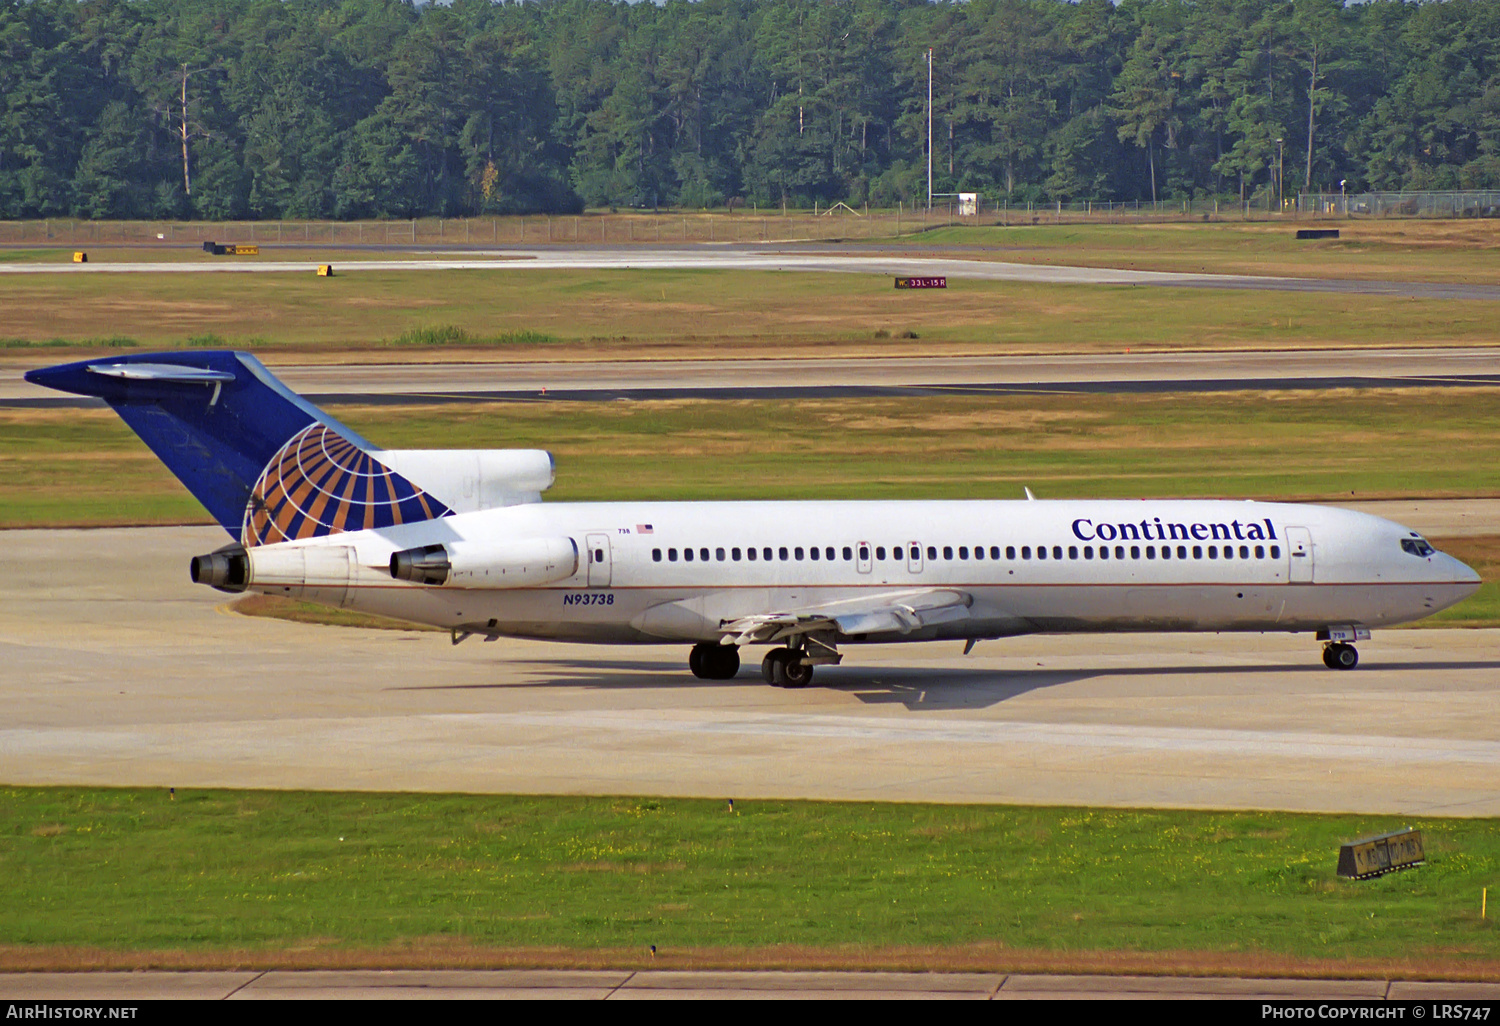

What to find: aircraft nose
left=1445, top=553, right=1482, bottom=588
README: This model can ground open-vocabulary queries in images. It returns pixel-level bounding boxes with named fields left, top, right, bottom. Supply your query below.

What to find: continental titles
left=1071, top=517, right=1278, bottom=543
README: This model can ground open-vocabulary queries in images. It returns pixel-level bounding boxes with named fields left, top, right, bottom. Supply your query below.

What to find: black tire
left=781, top=655, right=814, bottom=688
left=1334, top=644, right=1359, bottom=670
left=1322, top=645, right=1340, bottom=669
left=689, top=643, right=710, bottom=679
left=708, top=645, right=741, bottom=680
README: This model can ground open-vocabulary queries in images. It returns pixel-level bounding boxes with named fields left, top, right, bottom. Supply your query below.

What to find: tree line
left=3, top=0, right=1498, bottom=221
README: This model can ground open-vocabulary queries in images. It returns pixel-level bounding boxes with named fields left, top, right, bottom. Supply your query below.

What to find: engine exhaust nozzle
left=190, top=544, right=249, bottom=593
left=390, top=544, right=451, bottom=585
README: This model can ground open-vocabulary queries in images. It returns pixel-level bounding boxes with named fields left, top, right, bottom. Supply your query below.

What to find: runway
left=4, top=347, right=1498, bottom=407
left=5, top=243, right=1500, bottom=301
left=4, top=523, right=1497, bottom=816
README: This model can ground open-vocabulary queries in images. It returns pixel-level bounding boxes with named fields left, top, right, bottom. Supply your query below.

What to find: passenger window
left=927, top=545, right=937, bottom=560
left=809, top=546, right=819, bottom=561
left=684, top=548, right=694, bottom=562
left=1178, top=546, right=1187, bottom=559
left=747, top=547, right=756, bottom=561
left=942, top=546, right=953, bottom=560
left=1021, top=546, right=1031, bottom=560
left=1240, top=545, right=1249, bottom=559
left=1193, top=545, right=1202, bottom=559
left=826, top=547, right=835, bottom=560
left=1115, top=546, right=1124, bottom=559
left=1255, top=545, right=1264, bottom=559
left=653, top=549, right=662, bottom=562
left=1006, top=546, right=1016, bottom=560
left=697, top=547, right=706, bottom=561
left=779, top=547, right=789, bottom=561
left=1068, top=546, right=1078, bottom=560
left=1146, top=546, right=1155, bottom=559
left=1084, top=546, right=1093, bottom=559
left=794, top=547, right=804, bottom=560
left=732, top=547, right=741, bottom=561
left=1037, top=546, right=1047, bottom=561
left=763, top=547, right=773, bottom=561
left=716, top=547, right=726, bottom=561
left=845, top=546, right=854, bottom=561
left=1207, top=546, right=1217, bottom=559
left=911, top=544, right=921, bottom=560
left=959, top=546, right=968, bottom=560
left=668, top=548, right=678, bottom=562
left=1270, top=545, right=1281, bottom=558
left=1131, top=545, right=1140, bottom=559
left=1099, top=546, right=1109, bottom=560
left=875, top=546, right=885, bottom=560
left=1161, top=546, right=1170, bottom=560
left=1052, top=546, right=1062, bottom=560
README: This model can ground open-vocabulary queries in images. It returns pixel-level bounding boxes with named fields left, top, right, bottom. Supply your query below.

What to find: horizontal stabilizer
left=85, top=363, right=236, bottom=384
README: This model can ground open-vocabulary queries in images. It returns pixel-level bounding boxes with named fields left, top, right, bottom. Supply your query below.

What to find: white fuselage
left=243, top=499, right=1480, bottom=646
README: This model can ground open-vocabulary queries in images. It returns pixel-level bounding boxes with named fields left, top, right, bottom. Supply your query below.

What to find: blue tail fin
left=26, top=351, right=450, bottom=546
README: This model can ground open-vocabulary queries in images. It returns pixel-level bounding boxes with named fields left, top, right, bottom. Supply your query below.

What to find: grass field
left=5, top=390, right=1497, bottom=525
left=1, top=788, right=1495, bottom=975
left=0, top=269, right=1497, bottom=362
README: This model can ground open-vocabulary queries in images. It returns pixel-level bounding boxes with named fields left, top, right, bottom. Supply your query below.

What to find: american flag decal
left=637, top=524, right=654, bottom=534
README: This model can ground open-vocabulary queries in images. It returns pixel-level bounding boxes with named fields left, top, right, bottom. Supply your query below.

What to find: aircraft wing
left=718, top=588, right=973, bottom=646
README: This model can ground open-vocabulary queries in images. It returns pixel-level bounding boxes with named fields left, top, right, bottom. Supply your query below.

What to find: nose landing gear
left=1322, top=642, right=1359, bottom=670
left=1317, top=626, right=1368, bottom=670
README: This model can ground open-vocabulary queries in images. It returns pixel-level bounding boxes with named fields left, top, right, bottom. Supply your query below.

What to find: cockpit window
left=1400, top=538, right=1435, bottom=557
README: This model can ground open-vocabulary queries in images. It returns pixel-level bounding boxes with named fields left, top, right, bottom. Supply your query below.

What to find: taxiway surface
left=6, top=969, right=1497, bottom=1000
left=5, top=347, right=1499, bottom=406
left=3, top=523, right=1496, bottom=815
left=5, top=244, right=1500, bottom=302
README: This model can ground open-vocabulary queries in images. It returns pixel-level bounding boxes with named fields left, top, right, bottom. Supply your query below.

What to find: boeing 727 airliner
left=27, top=351, right=1480, bottom=685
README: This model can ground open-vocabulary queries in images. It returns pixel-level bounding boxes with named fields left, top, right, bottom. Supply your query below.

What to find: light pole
left=1275, top=137, right=1284, bottom=212
left=1340, top=178, right=1347, bottom=218
left=926, top=48, right=933, bottom=214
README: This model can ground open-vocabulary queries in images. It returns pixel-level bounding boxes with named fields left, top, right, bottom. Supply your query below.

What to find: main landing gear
left=761, top=647, right=814, bottom=688
left=689, top=642, right=740, bottom=680
left=1322, top=643, right=1359, bottom=670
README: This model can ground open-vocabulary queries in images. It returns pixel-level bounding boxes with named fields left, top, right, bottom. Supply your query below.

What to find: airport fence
left=2, top=192, right=1496, bottom=247
left=1298, top=190, right=1500, bottom=219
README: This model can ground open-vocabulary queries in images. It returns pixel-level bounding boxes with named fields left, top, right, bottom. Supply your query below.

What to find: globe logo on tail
left=243, top=423, right=450, bottom=547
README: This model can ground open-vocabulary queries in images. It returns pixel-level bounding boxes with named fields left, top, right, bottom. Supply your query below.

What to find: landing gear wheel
left=1322, top=643, right=1359, bottom=670
left=762, top=648, right=791, bottom=686
left=781, top=654, right=814, bottom=689
left=691, top=643, right=741, bottom=680
left=708, top=645, right=740, bottom=679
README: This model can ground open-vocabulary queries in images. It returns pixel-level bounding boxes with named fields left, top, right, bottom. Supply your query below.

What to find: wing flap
left=720, top=588, right=973, bottom=645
